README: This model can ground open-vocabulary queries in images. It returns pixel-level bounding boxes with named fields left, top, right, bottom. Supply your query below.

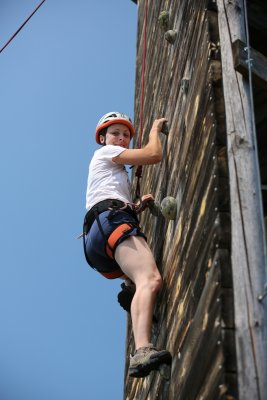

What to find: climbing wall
left=124, top=0, right=237, bottom=399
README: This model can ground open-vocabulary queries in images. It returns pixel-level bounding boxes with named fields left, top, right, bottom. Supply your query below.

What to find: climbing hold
left=148, top=200, right=162, bottom=217
left=160, top=197, right=177, bottom=220
left=181, top=77, right=190, bottom=94
left=158, top=362, right=172, bottom=380
left=158, top=11, right=170, bottom=32
left=148, top=197, right=177, bottom=220
left=164, top=30, right=177, bottom=45
left=161, top=122, right=169, bottom=136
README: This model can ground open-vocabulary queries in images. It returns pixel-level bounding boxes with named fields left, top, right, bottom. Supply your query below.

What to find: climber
left=83, top=111, right=172, bottom=377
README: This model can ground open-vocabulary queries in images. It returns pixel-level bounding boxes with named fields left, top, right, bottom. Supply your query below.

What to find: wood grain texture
left=217, top=1, right=267, bottom=399
left=124, top=0, right=235, bottom=397
left=124, top=0, right=266, bottom=398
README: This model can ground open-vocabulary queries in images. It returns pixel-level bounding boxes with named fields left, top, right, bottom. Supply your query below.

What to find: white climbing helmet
left=95, top=111, right=134, bottom=144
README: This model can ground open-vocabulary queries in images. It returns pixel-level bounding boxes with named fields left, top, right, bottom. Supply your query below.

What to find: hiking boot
left=129, top=344, right=172, bottom=378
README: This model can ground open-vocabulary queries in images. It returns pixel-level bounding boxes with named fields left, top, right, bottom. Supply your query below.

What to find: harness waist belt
left=83, top=199, right=137, bottom=235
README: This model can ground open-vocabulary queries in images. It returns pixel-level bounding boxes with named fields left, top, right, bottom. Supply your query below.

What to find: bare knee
left=138, top=272, right=162, bottom=294
left=154, top=274, right=163, bottom=292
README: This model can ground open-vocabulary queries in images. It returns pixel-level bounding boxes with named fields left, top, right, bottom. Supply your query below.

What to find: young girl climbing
left=83, top=111, right=172, bottom=377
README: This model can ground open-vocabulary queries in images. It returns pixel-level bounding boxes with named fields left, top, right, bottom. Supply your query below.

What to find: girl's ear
left=99, top=135, right=105, bottom=144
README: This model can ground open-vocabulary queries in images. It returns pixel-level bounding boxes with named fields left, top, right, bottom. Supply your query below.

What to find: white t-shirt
left=86, top=145, right=132, bottom=210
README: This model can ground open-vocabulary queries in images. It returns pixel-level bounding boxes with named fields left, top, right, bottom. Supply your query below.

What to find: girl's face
left=100, top=124, right=131, bottom=148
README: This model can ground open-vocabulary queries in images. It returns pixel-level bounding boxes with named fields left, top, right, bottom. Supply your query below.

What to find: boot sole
left=129, top=351, right=172, bottom=378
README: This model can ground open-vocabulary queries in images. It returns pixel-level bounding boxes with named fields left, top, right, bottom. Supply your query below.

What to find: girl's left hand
left=136, top=194, right=154, bottom=213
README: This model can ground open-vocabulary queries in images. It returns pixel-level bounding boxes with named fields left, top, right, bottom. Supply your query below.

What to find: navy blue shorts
left=85, top=209, right=146, bottom=279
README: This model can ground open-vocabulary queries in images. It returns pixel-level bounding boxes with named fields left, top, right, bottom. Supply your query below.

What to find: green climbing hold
left=158, top=11, right=170, bottom=32
left=160, top=197, right=177, bottom=220
left=148, top=197, right=177, bottom=220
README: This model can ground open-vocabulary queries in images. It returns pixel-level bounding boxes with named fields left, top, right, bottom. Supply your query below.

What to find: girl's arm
left=112, top=118, right=166, bottom=165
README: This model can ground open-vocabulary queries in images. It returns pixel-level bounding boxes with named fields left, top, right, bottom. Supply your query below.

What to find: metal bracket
left=258, top=283, right=267, bottom=302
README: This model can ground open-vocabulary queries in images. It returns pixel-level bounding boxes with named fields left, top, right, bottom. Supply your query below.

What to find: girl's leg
left=115, top=235, right=162, bottom=349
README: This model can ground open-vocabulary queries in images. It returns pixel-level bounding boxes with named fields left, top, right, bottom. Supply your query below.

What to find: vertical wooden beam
left=217, top=1, right=267, bottom=399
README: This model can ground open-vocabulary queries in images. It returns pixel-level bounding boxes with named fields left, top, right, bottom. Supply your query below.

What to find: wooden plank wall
left=217, top=1, right=267, bottom=398
left=124, top=0, right=237, bottom=399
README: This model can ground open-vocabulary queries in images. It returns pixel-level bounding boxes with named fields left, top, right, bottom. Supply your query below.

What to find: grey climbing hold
left=148, top=201, right=162, bottom=217
left=161, top=197, right=177, bottom=220
left=158, top=11, right=169, bottom=32
left=181, top=77, right=190, bottom=94
left=158, top=363, right=172, bottom=380
left=161, top=122, right=169, bottom=135
left=164, top=30, right=177, bottom=45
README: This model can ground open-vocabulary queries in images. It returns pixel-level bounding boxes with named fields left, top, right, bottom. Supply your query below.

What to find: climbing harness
left=105, top=223, right=135, bottom=258
left=83, top=199, right=141, bottom=271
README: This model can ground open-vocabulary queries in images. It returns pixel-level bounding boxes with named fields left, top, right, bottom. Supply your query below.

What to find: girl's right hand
left=113, top=118, right=166, bottom=166
left=150, top=118, right=167, bottom=134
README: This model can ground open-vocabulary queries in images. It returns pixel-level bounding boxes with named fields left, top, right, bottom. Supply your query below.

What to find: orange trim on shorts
left=106, top=223, right=133, bottom=259
left=99, top=270, right=124, bottom=279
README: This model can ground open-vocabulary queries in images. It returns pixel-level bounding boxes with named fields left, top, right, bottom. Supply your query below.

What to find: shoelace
left=135, top=345, right=157, bottom=356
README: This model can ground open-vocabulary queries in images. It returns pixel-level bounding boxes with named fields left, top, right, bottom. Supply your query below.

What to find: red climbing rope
left=135, top=0, right=148, bottom=200
left=138, top=0, right=148, bottom=150
left=0, top=0, right=47, bottom=54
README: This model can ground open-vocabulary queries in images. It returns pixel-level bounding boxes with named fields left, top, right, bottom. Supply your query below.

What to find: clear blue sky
left=0, top=1, right=137, bottom=399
